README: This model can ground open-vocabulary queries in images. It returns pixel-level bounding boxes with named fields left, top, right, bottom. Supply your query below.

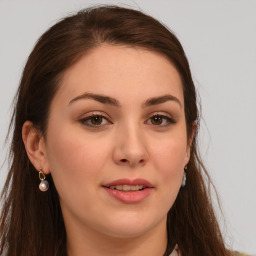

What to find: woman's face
left=42, top=45, right=191, bottom=239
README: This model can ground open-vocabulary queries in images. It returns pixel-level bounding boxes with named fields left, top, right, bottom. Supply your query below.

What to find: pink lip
left=103, top=178, right=154, bottom=188
left=102, top=178, right=154, bottom=204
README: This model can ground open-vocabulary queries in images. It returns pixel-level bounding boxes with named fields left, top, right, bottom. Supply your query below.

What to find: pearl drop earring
left=39, top=169, right=49, bottom=192
left=181, top=165, right=187, bottom=188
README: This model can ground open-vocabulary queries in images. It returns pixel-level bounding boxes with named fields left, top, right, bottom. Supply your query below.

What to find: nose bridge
left=113, top=120, right=148, bottom=167
left=124, top=121, right=145, bottom=151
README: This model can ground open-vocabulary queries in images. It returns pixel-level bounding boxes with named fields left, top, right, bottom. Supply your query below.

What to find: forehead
left=56, top=44, right=184, bottom=106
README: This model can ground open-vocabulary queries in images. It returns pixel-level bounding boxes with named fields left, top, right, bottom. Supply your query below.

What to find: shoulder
left=232, top=252, right=255, bottom=256
left=169, top=245, right=179, bottom=256
left=171, top=250, right=255, bottom=256
left=170, top=247, right=255, bottom=256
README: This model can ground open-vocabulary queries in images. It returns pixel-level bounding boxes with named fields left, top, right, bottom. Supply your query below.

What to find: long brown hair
left=0, top=5, right=230, bottom=256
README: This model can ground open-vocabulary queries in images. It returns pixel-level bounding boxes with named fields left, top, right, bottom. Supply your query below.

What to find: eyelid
left=79, top=111, right=111, bottom=120
left=147, top=111, right=175, bottom=120
left=145, top=112, right=176, bottom=126
left=78, top=111, right=113, bottom=128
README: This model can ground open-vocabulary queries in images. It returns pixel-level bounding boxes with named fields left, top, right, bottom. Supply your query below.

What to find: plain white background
left=0, top=0, right=255, bottom=254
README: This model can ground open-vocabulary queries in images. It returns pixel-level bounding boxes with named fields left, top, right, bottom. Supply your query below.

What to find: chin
left=98, top=213, right=164, bottom=239
left=104, top=225, right=151, bottom=239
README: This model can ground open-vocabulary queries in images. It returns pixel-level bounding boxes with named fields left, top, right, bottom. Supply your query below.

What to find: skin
left=23, top=45, right=192, bottom=256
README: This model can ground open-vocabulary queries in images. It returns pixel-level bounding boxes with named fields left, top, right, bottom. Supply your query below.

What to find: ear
left=22, top=121, right=50, bottom=174
left=185, top=121, right=197, bottom=165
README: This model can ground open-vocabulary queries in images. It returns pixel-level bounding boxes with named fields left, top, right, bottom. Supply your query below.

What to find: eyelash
left=79, top=113, right=112, bottom=128
left=145, top=114, right=176, bottom=127
left=79, top=113, right=176, bottom=128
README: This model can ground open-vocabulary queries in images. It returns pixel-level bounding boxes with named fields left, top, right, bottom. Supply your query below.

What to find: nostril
left=120, top=159, right=127, bottom=163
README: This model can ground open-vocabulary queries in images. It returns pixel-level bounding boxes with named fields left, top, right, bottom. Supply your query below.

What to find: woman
left=0, top=5, right=249, bottom=256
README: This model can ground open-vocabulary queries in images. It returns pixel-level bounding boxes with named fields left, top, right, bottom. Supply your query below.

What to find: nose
left=112, top=124, right=149, bottom=168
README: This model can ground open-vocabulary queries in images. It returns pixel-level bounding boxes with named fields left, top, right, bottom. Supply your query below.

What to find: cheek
left=151, top=137, right=187, bottom=178
left=45, top=126, right=111, bottom=196
left=148, top=133, right=187, bottom=208
left=146, top=136, right=186, bottom=216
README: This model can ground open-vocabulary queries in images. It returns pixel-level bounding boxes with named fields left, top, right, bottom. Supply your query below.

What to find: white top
left=169, top=245, right=179, bottom=256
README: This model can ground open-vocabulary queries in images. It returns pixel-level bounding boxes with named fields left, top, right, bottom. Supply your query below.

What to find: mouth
left=102, top=178, right=154, bottom=191
left=102, top=178, right=154, bottom=203
left=107, top=184, right=146, bottom=191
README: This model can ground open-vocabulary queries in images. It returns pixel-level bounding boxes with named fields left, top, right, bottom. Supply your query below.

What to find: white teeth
left=116, top=185, right=123, bottom=190
left=131, top=185, right=143, bottom=191
left=123, top=185, right=130, bottom=191
left=109, top=185, right=144, bottom=191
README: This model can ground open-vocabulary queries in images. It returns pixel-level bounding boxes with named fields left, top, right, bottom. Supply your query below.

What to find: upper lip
left=103, top=178, right=154, bottom=188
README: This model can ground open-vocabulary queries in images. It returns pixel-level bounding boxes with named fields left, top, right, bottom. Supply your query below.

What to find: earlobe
left=22, top=121, right=50, bottom=174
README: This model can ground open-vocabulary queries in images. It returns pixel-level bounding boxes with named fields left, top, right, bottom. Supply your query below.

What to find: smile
left=102, top=178, right=154, bottom=203
left=109, top=184, right=144, bottom=191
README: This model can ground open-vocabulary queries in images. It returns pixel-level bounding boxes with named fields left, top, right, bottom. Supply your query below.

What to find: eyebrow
left=69, top=92, right=121, bottom=107
left=142, top=94, right=181, bottom=108
left=69, top=92, right=181, bottom=108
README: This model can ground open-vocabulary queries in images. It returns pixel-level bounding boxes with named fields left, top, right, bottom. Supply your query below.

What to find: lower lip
left=103, top=187, right=153, bottom=204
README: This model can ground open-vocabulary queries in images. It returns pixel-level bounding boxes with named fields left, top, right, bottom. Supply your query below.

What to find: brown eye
left=146, top=114, right=175, bottom=127
left=80, top=115, right=109, bottom=127
left=90, top=115, right=103, bottom=125
left=151, top=116, right=163, bottom=125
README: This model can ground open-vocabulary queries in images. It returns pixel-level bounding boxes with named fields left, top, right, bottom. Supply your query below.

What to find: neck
left=66, top=219, right=168, bottom=256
